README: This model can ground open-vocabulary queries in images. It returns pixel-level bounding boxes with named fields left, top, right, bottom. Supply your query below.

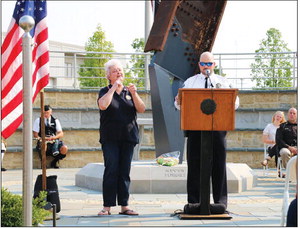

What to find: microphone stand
left=198, top=69, right=214, bottom=214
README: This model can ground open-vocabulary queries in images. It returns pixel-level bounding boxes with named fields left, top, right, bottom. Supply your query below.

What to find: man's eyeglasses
left=199, top=62, right=213, bottom=67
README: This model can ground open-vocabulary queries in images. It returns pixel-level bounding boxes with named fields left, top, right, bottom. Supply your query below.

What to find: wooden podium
left=178, top=88, right=238, bottom=219
left=179, top=89, right=237, bottom=131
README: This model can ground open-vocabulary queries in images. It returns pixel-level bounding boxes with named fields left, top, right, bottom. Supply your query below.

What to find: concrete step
left=31, top=108, right=153, bottom=129
left=5, top=128, right=264, bottom=149
left=33, top=89, right=152, bottom=110
left=5, top=126, right=155, bottom=148
left=3, top=145, right=271, bottom=170
left=2, top=146, right=155, bottom=169
left=28, top=107, right=289, bottom=130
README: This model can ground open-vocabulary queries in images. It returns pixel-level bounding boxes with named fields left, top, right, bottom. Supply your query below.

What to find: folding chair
left=280, top=155, right=297, bottom=226
left=262, top=144, right=269, bottom=175
left=277, top=156, right=283, bottom=178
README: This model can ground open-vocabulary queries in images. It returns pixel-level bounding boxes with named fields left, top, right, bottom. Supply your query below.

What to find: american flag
left=1, top=0, right=49, bottom=139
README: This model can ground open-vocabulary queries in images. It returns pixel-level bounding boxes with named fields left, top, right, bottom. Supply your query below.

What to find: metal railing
left=214, top=52, right=297, bottom=90
left=48, top=51, right=297, bottom=91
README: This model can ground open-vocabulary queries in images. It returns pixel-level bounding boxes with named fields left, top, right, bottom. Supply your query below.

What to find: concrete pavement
left=1, top=167, right=295, bottom=227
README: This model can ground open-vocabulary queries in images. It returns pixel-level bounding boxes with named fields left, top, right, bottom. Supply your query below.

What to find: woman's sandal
left=97, top=209, right=111, bottom=216
left=119, top=209, right=139, bottom=216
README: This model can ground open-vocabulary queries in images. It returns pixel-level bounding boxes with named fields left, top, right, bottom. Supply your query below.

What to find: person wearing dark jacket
left=276, top=107, right=297, bottom=170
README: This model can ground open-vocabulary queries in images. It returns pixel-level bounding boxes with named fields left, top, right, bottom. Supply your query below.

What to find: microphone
left=206, top=69, right=210, bottom=77
left=205, top=69, right=213, bottom=88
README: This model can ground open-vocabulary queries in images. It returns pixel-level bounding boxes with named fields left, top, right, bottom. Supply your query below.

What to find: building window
left=65, top=63, right=73, bottom=78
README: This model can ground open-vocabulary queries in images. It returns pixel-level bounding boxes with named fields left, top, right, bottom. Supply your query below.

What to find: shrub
left=1, top=188, right=51, bottom=227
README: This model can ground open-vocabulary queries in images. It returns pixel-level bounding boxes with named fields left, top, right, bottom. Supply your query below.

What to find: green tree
left=250, top=28, right=293, bottom=89
left=126, top=38, right=146, bottom=89
left=78, top=24, right=115, bottom=88
left=214, top=66, right=226, bottom=77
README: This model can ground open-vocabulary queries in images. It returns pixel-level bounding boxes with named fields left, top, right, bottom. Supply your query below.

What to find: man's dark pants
left=187, top=131, right=228, bottom=207
left=102, top=141, right=135, bottom=207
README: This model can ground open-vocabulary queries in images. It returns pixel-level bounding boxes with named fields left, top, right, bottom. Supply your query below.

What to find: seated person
left=261, top=111, right=286, bottom=167
left=276, top=107, right=297, bottom=175
left=33, top=105, right=68, bottom=168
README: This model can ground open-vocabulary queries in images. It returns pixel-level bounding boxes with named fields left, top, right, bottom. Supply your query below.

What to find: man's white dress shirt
left=175, top=73, right=239, bottom=110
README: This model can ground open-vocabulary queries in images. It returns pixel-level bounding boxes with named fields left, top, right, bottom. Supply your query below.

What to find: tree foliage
left=214, top=65, right=226, bottom=77
left=78, top=24, right=115, bottom=88
left=250, top=28, right=293, bottom=89
left=126, top=38, right=146, bottom=89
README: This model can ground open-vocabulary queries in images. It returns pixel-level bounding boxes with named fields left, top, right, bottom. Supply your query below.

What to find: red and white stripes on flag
left=1, top=0, right=49, bottom=139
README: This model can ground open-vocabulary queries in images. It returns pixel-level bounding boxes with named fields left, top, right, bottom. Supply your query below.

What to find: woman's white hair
left=104, top=59, right=123, bottom=79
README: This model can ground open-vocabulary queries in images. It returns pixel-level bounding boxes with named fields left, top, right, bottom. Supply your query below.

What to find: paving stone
left=1, top=168, right=291, bottom=226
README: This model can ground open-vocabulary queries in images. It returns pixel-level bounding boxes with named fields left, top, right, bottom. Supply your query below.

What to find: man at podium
left=174, top=51, right=239, bottom=211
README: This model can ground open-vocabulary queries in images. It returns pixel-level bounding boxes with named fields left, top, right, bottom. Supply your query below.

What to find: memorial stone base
left=75, top=161, right=257, bottom=193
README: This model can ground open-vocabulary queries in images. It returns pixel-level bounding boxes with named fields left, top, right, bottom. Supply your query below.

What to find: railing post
left=292, top=52, right=296, bottom=88
left=73, top=53, right=77, bottom=89
left=218, top=54, right=222, bottom=76
left=144, top=54, right=150, bottom=91
left=241, top=78, right=244, bottom=90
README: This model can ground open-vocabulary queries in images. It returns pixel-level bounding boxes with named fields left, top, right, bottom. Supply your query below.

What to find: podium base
left=178, top=214, right=232, bottom=220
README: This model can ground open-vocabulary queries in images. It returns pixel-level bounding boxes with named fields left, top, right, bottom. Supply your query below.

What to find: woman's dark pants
left=102, top=141, right=135, bottom=207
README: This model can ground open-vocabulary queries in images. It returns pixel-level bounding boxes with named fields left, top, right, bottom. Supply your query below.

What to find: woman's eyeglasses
left=199, top=62, right=213, bottom=67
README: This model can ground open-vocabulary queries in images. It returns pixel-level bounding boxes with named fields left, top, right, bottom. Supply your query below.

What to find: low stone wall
left=2, top=89, right=296, bottom=170
left=3, top=149, right=276, bottom=170
left=32, top=89, right=152, bottom=110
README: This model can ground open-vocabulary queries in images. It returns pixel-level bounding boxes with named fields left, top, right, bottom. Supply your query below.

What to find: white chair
left=277, top=156, right=283, bottom=178
left=280, top=155, right=297, bottom=226
left=262, top=144, right=269, bottom=175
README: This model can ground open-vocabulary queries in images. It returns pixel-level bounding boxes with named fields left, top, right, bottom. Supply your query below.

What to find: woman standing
left=97, top=59, right=145, bottom=216
left=261, top=111, right=286, bottom=167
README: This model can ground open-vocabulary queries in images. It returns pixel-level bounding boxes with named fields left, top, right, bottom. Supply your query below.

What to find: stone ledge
left=239, top=89, right=296, bottom=94
left=5, top=146, right=263, bottom=153
left=32, top=107, right=153, bottom=112
left=227, top=147, right=264, bottom=152
left=43, top=87, right=296, bottom=94
left=7, top=127, right=264, bottom=132
left=31, top=106, right=291, bottom=113
left=75, top=161, right=257, bottom=193
left=43, top=88, right=151, bottom=94
left=5, top=146, right=156, bottom=153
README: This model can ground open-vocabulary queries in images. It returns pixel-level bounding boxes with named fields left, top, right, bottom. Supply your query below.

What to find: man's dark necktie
left=205, top=77, right=208, bottom=88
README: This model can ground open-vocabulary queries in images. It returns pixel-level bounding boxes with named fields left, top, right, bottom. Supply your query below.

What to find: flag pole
left=144, top=0, right=153, bottom=91
left=19, top=15, right=35, bottom=227
left=40, top=90, right=47, bottom=190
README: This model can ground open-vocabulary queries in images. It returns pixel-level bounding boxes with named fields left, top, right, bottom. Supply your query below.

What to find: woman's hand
left=127, top=83, right=137, bottom=94
left=127, top=83, right=145, bottom=113
left=112, top=79, right=122, bottom=90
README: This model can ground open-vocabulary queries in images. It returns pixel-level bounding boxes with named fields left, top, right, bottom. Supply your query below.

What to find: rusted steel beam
left=145, top=0, right=227, bottom=54
left=144, top=1, right=180, bottom=52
